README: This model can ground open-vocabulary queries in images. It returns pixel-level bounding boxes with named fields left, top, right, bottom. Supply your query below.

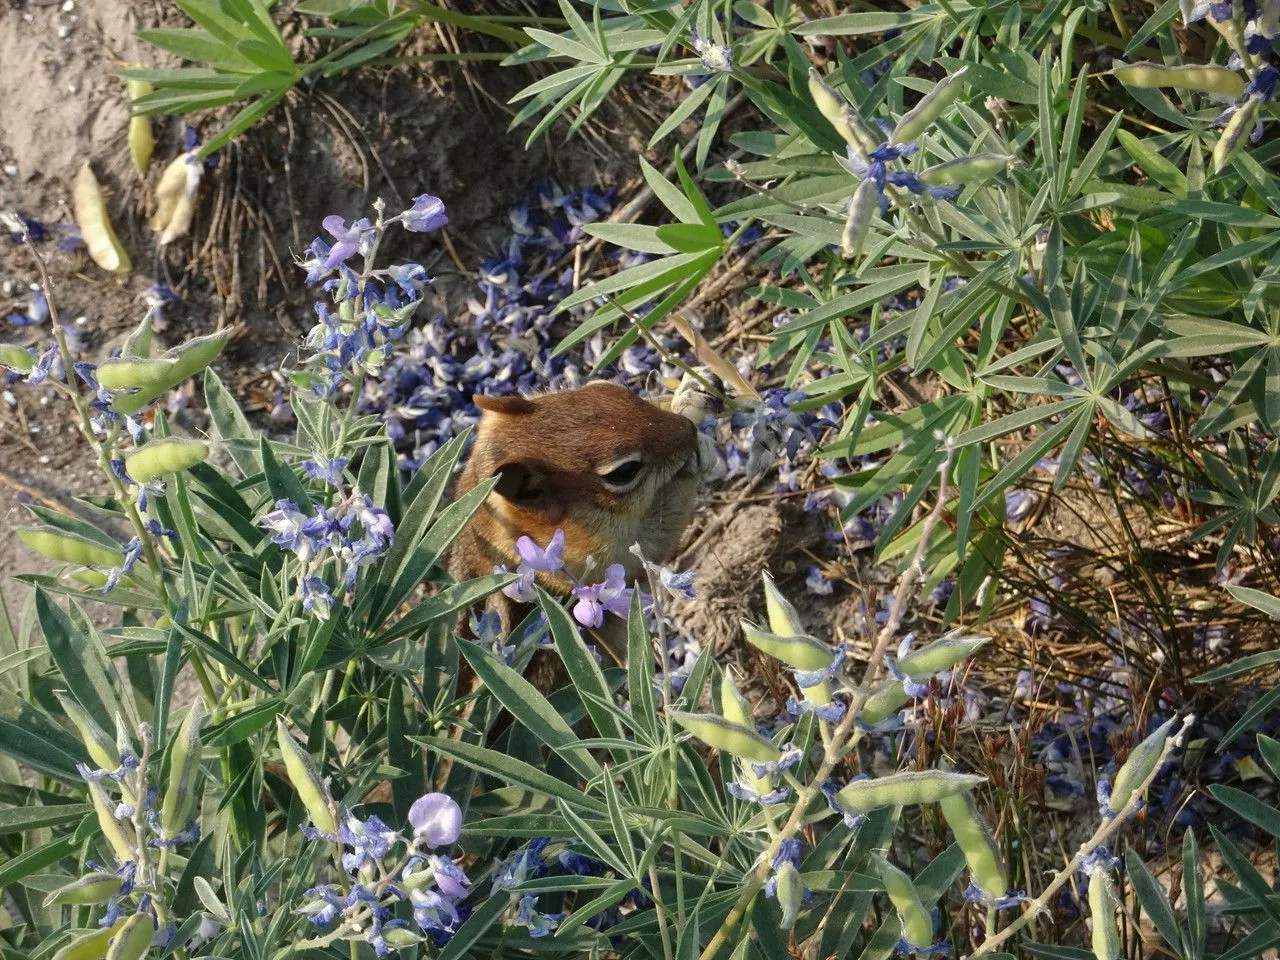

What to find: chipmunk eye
left=600, top=457, right=644, bottom=491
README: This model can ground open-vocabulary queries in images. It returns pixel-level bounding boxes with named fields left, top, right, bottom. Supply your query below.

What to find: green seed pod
left=919, top=153, right=1013, bottom=186
left=0, top=344, right=34, bottom=373
left=1089, top=868, right=1122, bottom=960
left=125, top=438, right=209, bottom=485
left=159, top=701, right=205, bottom=841
left=51, top=919, right=129, bottom=960
left=775, top=860, right=804, bottom=930
left=859, top=680, right=910, bottom=725
left=382, top=928, right=421, bottom=949
left=761, top=572, right=805, bottom=638
left=276, top=716, right=338, bottom=836
left=95, top=357, right=178, bottom=392
left=840, top=105, right=882, bottom=159
left=105, top=912, right=153, bottom=960
left=18, top=528, right=120, bottom=569
left=1110, top=61, right=1244, bottom=98
left=938, top=790, right=1007, bottom=901
left=43, top=872, right=124, bottom=908
left=1108, top=717, right=1176, bottom=814
left=741, top=621, right=833, bottom=671
left=890, top=67, right=969, bottom=146
left=126, top=72, right=154, bottom=175
left=841, top=177, right=878, bottom=260
left=898, top=633, right=991, bottom=677
left=166, top=330, right=228, bottom=381
left=88, top=780, right=136, bottom=864
left=670, top=711, right=781, bottom=763
left=119, top=314, right=153, bottom=359
left=808, top=68, right=846, bottom=131
left=107, top=330, right=228, bottom=414
left=1214, top=97, right=1260, bottom=174
left=719, top=671, right=754, bottom=728
left=72, top=163, right=131, bottom=274
left=872, top=855, right=935, bottom=949
left=55, top=691, right=119, bottom=772
left=835, top=770, right=985, bottom=815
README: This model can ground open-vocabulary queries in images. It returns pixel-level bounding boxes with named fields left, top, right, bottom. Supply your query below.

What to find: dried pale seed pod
left=670, top=711, right=781, bottom=763
left=54, top=691, right=118, bottom=771
left=890, top=66, right=970, bottom=146
left=1108, top=716, right=1176, bottom=814
left=938, top=790, right=1008, bottom=901
left=125, top=71, right=155, bottom=175
left=841, top=178, right=878, bottom=260
left=1089, top=868, right=1122, bottom=960
left=125, top=438, right=209, bottom=485
left=835, top=770, right=985, bottom=815
left=872, top=855, right=935, bottom=949
left=151, top=153, right=203, bottom=245
left=159, top=700, right=206, bottom=841
left=17, top=528, right=121, bottom=569
left=42, top=872, right=123, bottom=908
left=1214, top=97, right=1260, bottom=174
left=72, top=163, right=131, bottom=273
left=919, top=153, right=1013, bottom=187
left=1110, top=61, right=1244, bottom=98
left=275, top=716, right=338, bottom=836
left=741, top=621, right=832, bottom=671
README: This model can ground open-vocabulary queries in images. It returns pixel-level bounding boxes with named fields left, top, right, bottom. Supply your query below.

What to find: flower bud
left=919, top=153, right=1013, bottom=187
left=0, top=344, right=34, bottom=373
left=105, top=912, right=153, bottom=960
left=872, top=855, right=934, bottom=949
left=275, top=716, right=338, bottom=836
left=73, top=163, right=131, bottom=274
left=1214, top=97, right=1260, bottom=173
left=775, top=860, right=804, bottom=930
left=897, top=633, right=990, bottom=676
left=835, top=770, right=984, bottom=815
left=43, top=871, right=123, bottom=908
left=1110, top=61, right=1244, bottom=98
left=159, top=700, right=205, bottom=842
left=890, top=67, right=969, bottom=146
left=50, top=918, right=128, bottom=960
left=18, top=528, right=121, bottom=569
left=125, top=72, right=154, bottom=175
left=55, top=691, right=119, bottom=772
left=740, top=621, right=832, bottom=670
left=670, top=711, right=781, bottom=763
left=1089, top=868, right=1122, bottom=960
left=808, top=68, right=846, bottom=131
left=841, top=178, right=877, bottom=260
left=938, top=790, right=1007, bottom=901
left=1108, top=716, right=1175, bottom=814
left=88, top=779, right=136, bottom=863
left=125, top=438, right=210, bottom=484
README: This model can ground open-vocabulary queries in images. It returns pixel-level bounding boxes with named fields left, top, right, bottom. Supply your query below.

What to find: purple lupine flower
left=805, top=565, right=833, bottom=595
left=409, top=793, right=462, bottom=849
left=498, top=564, right=537, bottom=603
left=260, top=500, right=312, bottom=556
left=427, top=854, right=471, bottom=897
left=303, top=457, right=347, bottom=484
left=660, top=567, right=697, bottom=600
left=321, top=215, right=373, bottom=269
left=301, top=576, right=334, bottom=621
left=402, top=194, right=448, bottom=233
left=411, top=887, right=460, bottom=935
left=515, top=529, right=565, bottom=573
left=572, top=564, right=631, bottom=628
left=515, top=894, right=564, bottom=938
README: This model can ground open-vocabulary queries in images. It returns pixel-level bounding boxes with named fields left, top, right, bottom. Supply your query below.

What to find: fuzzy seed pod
left=125, top=438, right=209, bottom=485
left=1089, top=868, right=1122, bottom=960
left=0, top=344, right=34, bottom=373
left=938, top=790, right=1008, bottom=901
left=859, top=680, right=910, bottom=725
left=774, top=860, right=804, bottom=930
left=88, top=780, right=136, bottom=863
left=119, top=314, right=154, bottom=359
left=719, top=671, right=754, bottom=728
left=671, top=711, right=781, bottom=763
left=1110, top=61, right=1244, bottom=98
left=50, top=918, right=129, bottom=960
left=151, top=153, right=203, bottom=245
left=95, top=357, right=178, bottom=392
left=159, top=701, right=205, bottom=842
left=761, top=572, right=806, bottom=637
left=835, top=770, right=985, bottom=814
left=741, top=621, right=832, bottom=670
left=919, top=153, right=1013, bottom=186
left=841, top=177, right=878, bottom=259
left=72, top=163, right=131, bottom=274
left=897, top=633, right=990, bottom=676
left=106, top=330, right=227, bottom=415
left=43, top=872, right=123, bottom=908
left=890, top=67, right=970, bottom=146
left=872, top=855, right=935, bottom=949
left=125, top=72, right=155, bottom=175
left=275, top=716, right=338, bottom=836
left=1214, top=97, right=1260, bottom=174
left=105, top=912, right=153, bottom=960
left=808, top=67, right=846, bottom=131
left=54, top=691, right=118, bottom=771
left=840, top=105, right=882, bottom=159
left=18, top=528, right=120, bottom=569
left=1108, top=717, right=1176, bottom=814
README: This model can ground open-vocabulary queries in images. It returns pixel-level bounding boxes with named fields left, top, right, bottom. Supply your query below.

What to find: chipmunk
left=446, top=378, right=714, bottom=665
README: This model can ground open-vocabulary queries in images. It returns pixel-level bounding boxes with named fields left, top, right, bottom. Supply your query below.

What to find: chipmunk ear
left=491, top=461, right=566, bottom=523
left=474, top=394, right=535, bottom=416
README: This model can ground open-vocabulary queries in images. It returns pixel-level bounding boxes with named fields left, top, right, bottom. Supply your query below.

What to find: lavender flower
left=408, top=793, right=462, bottom=849
left=321, top=215, right=373, bottom=269
left=402, top=194, right=448, bottom=233
left=571, top=563, right=631, bottom=628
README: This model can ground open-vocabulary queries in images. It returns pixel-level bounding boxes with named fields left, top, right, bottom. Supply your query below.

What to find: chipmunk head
left=461, top=380, right=701, bottom=583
